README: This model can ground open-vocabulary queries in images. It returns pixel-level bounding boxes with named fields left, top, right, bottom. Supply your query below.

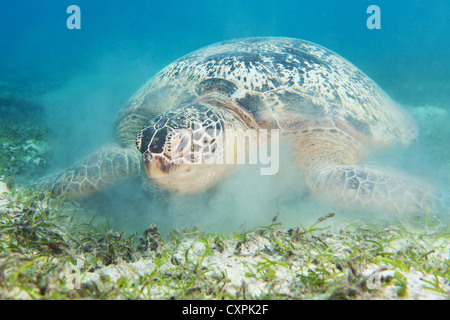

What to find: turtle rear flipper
left=293, top=126, right=447, bottom=216
left=37, top=145, right=142, bottom=198
left=306, top=163, right=448, bottom=216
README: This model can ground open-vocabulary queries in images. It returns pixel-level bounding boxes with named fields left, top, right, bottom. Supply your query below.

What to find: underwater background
left=1, top=0, right=449, bottom=234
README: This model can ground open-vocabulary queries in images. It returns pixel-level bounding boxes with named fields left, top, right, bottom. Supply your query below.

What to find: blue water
left=1, top=1, right=449, bottom=103
left=1, top=1, right=449, bottom=232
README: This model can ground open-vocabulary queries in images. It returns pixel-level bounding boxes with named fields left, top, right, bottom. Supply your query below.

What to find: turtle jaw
left=143, top=152, right=213, bottom=194
left=143, top=150, right=235, bottom=194
left=143, top=152, right=177, bottom=178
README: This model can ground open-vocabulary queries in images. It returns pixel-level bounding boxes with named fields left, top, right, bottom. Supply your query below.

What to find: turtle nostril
left=143, top=151, right=153, bottom=162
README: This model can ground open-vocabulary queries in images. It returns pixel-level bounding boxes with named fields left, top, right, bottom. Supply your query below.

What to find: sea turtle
left=37, top=37, right=446, bottom=214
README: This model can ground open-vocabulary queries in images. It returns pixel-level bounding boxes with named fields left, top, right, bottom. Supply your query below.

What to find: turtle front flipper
left=306, top=164, right=448, bottom=215
left=36, top=145, right=142, bottom=198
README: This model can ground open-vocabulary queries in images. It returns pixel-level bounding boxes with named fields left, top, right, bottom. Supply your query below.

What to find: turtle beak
left=142, top=151, right=153, bottom=176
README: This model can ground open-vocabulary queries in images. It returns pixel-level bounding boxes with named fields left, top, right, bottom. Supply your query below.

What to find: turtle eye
left=149, top=127, right=168, bottom=154
left=136, top=131, right=142, bottom=151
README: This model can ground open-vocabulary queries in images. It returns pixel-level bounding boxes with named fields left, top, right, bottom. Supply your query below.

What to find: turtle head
left=136, top=103, right=230, bottom=193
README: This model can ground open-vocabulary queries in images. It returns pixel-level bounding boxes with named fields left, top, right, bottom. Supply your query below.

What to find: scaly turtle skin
left=37, top=37, right=447, bottom=214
